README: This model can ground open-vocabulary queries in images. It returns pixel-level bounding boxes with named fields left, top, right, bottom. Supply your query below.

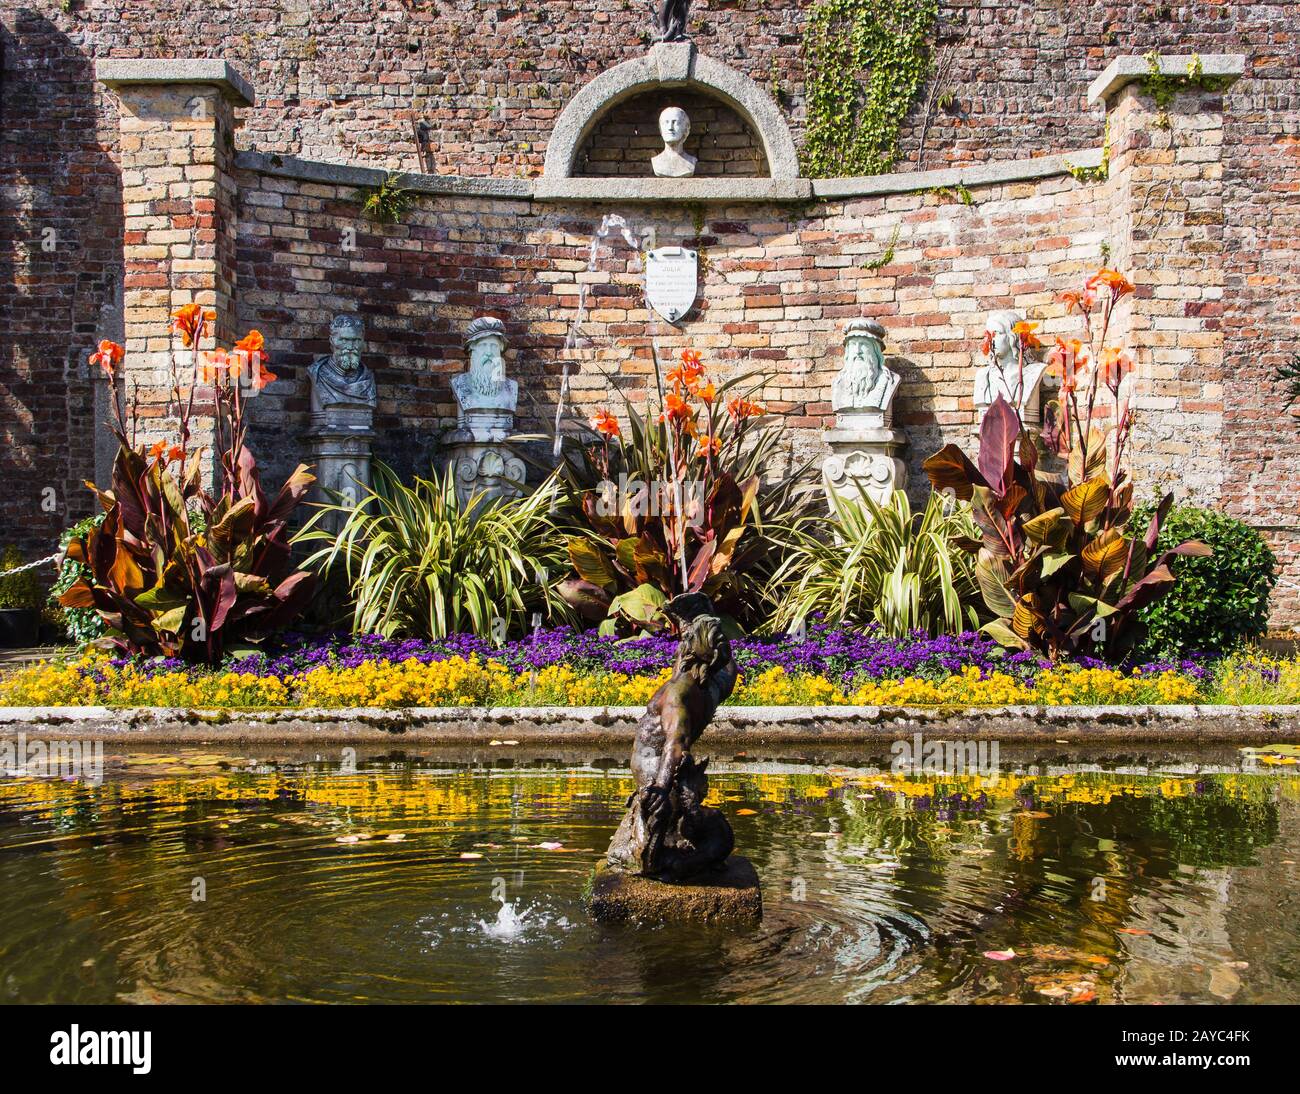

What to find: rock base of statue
left=822, top=418, right=908, bottom=508
left=587, top=857, right=762, bottom=925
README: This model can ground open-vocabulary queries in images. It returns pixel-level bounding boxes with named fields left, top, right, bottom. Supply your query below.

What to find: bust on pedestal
left=443, top=317, right=525, bottom=508
left=974, top=309, right=1048, bottom=429
left=306, top=314, right=377, bottom=521
left=823, top=319, right=908, bottom=507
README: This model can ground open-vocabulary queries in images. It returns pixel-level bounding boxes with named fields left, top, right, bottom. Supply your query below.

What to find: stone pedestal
left=307, top=417, right=375, bottom=523
left=442, top=433, right=526, bottom=509
left=823, top=422, right=908, bottom=507
left=587, top=857, right=762, bottom=925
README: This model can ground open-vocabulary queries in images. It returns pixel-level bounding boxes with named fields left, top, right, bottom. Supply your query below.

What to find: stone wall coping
left=1086, top=53, right=1246, bottom=107
left=811, top=147, right=1103, bottom=199
left=3, top=703, right=1298, bottom=744
left=96, top=58, right=256, bottom=106
left=236, top=147, right=1104, bottom=205
left=235, top=151, right=533, bottom=198
left=532, top=175, right=813, bottom=203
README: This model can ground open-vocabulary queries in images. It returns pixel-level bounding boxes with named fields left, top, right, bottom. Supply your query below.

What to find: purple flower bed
left=108, top=620, right=1212, bottom=684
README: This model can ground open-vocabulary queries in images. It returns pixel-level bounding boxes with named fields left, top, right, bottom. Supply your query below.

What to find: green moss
left=802, top=0, right=939, bottom=178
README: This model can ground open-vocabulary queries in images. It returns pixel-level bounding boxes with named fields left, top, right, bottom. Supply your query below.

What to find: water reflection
left=0, top=749, right=1296, bottom=1003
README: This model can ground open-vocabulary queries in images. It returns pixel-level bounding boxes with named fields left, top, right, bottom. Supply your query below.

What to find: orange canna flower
left=661, top=391, right=690, bottom=423
left=171, top=303, right=215, bottom=348
left=980, top=330, right=993, bottom=357
left=148, top=440, right=167, bottom=460
left=234, top=330, right=265, bottom=358
left=726, top=396, right=765, bottom=421
left=697, top=434, right=721, bottom=458
left=680, top=348, right=702, bottom=370
left=696, top=381, right=716, bottom=405
left=1087, top=268, right=1135, bottom=300
left=250, top=358, right=278, bottom=391
left=167, top=445, right=184, bottom=464
left=88, top=339, right=124, bottom=377
left=1100, top=346, right=1135, bottom=387
left=200, top=348, right=231, bottom=383
left=592, top=407, right=620, bottom=438
left=1059, top=287, right=1099, bottom=313
left=1012, top=320, right=1042, bottom=351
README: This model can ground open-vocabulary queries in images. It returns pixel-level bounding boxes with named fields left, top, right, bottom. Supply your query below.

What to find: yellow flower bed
left=0, top=650, right=1225, bottom=710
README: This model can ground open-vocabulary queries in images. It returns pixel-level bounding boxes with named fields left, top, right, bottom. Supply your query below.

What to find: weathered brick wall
left=576, top=89, right=767, bottom=176
left=2, top=0, right=1298, bottom=620
left=232, top=167, right=1108, bottom=511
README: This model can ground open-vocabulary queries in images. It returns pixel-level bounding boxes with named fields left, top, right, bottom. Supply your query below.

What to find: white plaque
left=645, top=246, right=698, bottom=325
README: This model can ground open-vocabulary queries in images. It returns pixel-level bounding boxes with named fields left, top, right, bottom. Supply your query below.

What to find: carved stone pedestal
left=307, top=419, right=375, bottom=525
left=442, top=433, right=526, bottom=509
left=823, top=424, right=908, bottom=507
left=587, top=857, right=762, bottom=925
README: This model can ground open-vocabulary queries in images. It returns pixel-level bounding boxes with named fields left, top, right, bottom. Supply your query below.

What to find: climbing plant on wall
left=802, top=0, right=939, bottom=178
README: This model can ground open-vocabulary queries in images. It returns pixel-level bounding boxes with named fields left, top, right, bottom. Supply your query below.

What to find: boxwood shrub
left=1133, top=502, right=1278, bottom=658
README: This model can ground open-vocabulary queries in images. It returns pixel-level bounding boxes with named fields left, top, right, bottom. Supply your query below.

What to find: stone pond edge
left=1, top=704, right=1298, bottom=744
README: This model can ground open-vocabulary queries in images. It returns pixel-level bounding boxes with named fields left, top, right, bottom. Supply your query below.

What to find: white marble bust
left=307, top=314, right=376, bottom=428
left=974, top=309, right=1048, bottom=421
left=451, top=317, right=518, bottom=441
left=832, top=319, right=900, bottom=425
left=651, top=106, right=698, bottom=178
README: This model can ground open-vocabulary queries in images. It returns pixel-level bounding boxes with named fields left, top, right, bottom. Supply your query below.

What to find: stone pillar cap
left=1086, top=53, right=1244, bottom=107
left=96, top=59, right=255, bottom=106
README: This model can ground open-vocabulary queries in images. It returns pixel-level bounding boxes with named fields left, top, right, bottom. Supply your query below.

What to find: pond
left=1, top=745, right=1297, bottom=1004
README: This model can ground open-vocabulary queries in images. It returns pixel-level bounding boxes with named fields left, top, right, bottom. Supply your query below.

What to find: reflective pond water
left=1, top=745, right=1298, bottom=1004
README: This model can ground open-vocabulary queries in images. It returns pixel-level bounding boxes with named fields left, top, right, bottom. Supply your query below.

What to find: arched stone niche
left=575, top=88, right=768, bottom=178
left=543, top=42, right=799, bottom=184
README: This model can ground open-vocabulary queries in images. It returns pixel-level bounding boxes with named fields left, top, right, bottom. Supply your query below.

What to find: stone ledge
left=2, top=704, right=1298, bottom=744
left=235, top=150, right=1105, bottom=207
left=532, top=175, right=813, bottom=203
left=812, top=148, right=1104, bottom=200
left=235, top=151, right=533, bottom=199
left=1086, top=53, right=1245, bottom=107
left=96, top=58, right=255, bottom=106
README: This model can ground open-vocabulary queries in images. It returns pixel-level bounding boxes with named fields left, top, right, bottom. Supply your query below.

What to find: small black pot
left=0, top=608, right=39, bottom=648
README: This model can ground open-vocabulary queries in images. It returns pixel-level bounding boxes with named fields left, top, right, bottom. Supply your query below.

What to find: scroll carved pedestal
left=823, top=424, right=908, bottom=506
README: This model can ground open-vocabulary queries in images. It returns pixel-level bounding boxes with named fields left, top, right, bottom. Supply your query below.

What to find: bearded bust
left=308, top=314, right=376, bottom=427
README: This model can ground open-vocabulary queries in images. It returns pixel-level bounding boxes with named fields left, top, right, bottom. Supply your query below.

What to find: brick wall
left=2, top=0, right=1298, bottom=620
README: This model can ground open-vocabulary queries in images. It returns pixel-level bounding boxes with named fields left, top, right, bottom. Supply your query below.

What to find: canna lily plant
left=60, top=307, right=315, bottom=663
left=923, top=269, right=1210, bottom=661
left=550, top=349, right=818, bottom=635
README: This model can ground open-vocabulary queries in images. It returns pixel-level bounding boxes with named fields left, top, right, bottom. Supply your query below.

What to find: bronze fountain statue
left=589, top=593, right=762, bottom=923
left=655, top=0, right=691, bottom=43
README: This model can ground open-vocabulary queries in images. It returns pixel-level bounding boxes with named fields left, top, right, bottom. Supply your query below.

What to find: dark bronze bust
left=605, top=593, right=738, bottom=881
left=655, top=0, right=691, bottom=43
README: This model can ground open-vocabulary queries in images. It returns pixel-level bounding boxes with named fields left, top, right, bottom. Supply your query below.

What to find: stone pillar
left=1090, top=54, right=1243, bottom=505
left=96, top=60, right=253, bottom=486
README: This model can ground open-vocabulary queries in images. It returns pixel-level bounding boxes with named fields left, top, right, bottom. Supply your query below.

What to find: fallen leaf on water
left=1209, top=965, right=1242, bottom=1000
left=489, top=740, right=520, bottom=747
left=984, top=949, right=1017, bottom=961
left=459, top=852, right=484, bottom=860
left=1116, top=927, right=1151, bottom=936
left=384, top=833, right=406, bottom=842
left=735, top=809, right=757, bottom=816
left=335, top=835, right=361, bottom=844
left=1016, top=810, right=1051, bottom=819
left=537, top=841, right=564, bottom=850
left=1070, top=990, right=1097, bottom=1003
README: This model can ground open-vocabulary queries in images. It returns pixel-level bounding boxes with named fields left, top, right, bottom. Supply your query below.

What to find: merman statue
left=605, top=592, right=739, bottom=881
